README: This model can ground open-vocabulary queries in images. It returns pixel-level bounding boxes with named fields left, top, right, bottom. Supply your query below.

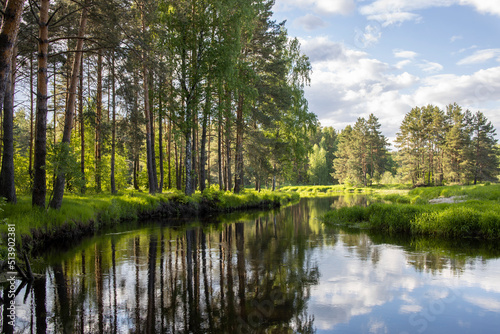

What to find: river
left=5, top=196, right=500, bottom=333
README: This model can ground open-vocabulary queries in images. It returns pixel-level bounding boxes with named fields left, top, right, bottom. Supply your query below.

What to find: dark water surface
left=5, top=196, right=500, bottom=333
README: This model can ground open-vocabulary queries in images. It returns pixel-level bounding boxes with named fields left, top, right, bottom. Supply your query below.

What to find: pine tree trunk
left=199, top=84, right=210, bottom=192
left=95, top=49, right=102, bottom=192
left=133, top=154, right=139, bottom=190
left=141, top=4, right=156, bottom=194
left=32, top=0, right=50, bottom=208
left=110, top=54, right=116, bottom=194
left=158, top=81, right=164, bottom=193
left=79, top=57, right=85, bottom=193
left=225, top=103, right=232, bottom=192
left=218, top=94, right=223, bottom=190
left=167, top=111, right=172, bottom=189
left=0, top=48, right=17, bottom=203
left=185, top=123, right=193, bottom=195
left=150, top=82, right=158, bottom=191
left=49, top=2, right=88, bottom=209
left=29, top=50, right=34, bottom=179
left=233, top=93, right=244, bottom=193
left=0, top=0, right=24, bottom=113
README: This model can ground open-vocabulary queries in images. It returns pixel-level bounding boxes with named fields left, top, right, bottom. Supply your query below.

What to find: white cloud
left=394, top=50, right=418, bottom=59
left=294, top=14, right=328, bottom=31
left=395, top=60, right=411, bottom=69
left=413, top=66, right=500, bottom=107
left=359, top=0, right=500, bottom=26
left=457, top=49, right=500, bottom=65
left=275, top=0, right=356, bottom=15
left=359, top=0, right=455, bottom=25
left=450, top=35, right=463, bottom=43
left=460, top=0, right=500, bottom=16
left=418, top=60, right=444, bottom=73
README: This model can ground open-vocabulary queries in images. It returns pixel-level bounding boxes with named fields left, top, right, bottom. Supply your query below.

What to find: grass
left=322, top=184, right=500, bottom=239
left=280, top=184, right=412, bottom=198
left=0, top=188, right=299, bottom=256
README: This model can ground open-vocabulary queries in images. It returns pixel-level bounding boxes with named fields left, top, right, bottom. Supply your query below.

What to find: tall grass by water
left=323, top=184, right=500, bottom=239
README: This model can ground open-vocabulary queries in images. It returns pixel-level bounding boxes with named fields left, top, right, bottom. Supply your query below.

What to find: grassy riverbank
left=322, top=184, right=500, bottom=239
left=0, top=188, right=299, bottom=255
left=280, top=184, right=410, bottom=197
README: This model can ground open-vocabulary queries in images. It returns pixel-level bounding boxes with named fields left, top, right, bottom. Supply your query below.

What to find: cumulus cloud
left=359, top=0, right=500, bottom=26
left=460, top=0, right=500, bottom=16
left=294, top=14, right=328, bottom=31
left=413, top=67, right=500, bottom=107
left=457, top=49, right=500, bottom=65
left=299, top=35, right=500, bottom=141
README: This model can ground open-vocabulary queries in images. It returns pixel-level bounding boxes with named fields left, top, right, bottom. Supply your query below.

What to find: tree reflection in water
left=16, top=206, right=319, bottom=333
left=7, top=197, right=500, bottom=333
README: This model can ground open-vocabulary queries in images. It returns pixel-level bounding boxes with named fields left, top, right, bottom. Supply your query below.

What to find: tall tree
left=32, top=0, right=50, bottom=208
left=139, top=0, right=157, bottom=194
left=470, top=111, right=499, bottom=184
left=0, top=0, right=24, bottom=109
left=0, top=46, right=17, bottom=202
left=49, top=1, right=88, bottom=209
left=442, top=103, right=471, bottom=184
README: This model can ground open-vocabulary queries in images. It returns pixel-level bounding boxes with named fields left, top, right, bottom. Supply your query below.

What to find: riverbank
left=322, top=184, right=500, bottom=239
left=280, top=184, right=410, bottom=197
left=0, top=189, right=299, bottom=255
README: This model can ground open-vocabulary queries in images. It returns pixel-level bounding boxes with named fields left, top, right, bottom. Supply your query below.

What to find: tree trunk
left=158, top=80, right=164, bottom=193
left=167, top=110, right=172, bottom=189
left=218, top=94, right=223, bottom=190
left=29, top=50, right=34, bottom=179
left=32, top=0, right=50, bottom=208
left=49, top=2, right=88, bottom=209
left=95, top=49, right=102, bottom=192
left=0, top=0, right=24, bottom=112
left=110, top=54, right=116, bottom=194
left=225, top=98, right=232, bottom=192
left=199, top=83, right=210, bottom=192
left=141, top=5, right=156, bottom=194
left=133, top=154, right=139, bottom=190
left=79, top=56, right=85, bottom=193
left=233, top=93, right=244, bottom=193
left=185, top=124, right=193, bottom=195
left=0, top=47, right=17, bottom=203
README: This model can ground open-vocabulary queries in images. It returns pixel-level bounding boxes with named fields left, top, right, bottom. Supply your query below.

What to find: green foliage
left=322, top=184, right=500, bottom=239
left=307, top=144, right=329, bottom=185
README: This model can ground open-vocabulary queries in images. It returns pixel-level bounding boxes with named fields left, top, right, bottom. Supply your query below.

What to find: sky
left=272, top=0, right=500, bottom=143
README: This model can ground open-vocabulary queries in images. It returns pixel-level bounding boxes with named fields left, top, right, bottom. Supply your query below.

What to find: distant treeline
left=308, top=103, right=499, bottom=187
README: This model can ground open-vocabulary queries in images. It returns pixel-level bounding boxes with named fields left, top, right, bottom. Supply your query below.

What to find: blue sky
left=272, top=0, right=500, bottom=142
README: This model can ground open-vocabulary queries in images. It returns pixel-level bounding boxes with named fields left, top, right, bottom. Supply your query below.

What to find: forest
left=0, top=0, right=499, bottom=212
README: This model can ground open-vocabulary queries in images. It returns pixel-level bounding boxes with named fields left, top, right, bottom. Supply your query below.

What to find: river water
left=5, top=196, right=500, bottom=333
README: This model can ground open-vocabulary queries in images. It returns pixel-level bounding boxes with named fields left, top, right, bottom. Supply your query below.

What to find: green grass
left=280, top=184, right=412, bottom=198
left=0, top=188, right=299, bottom=256
left=280, top=185, right=376, bottom=197
left=322, top=184, right=500, bottom=239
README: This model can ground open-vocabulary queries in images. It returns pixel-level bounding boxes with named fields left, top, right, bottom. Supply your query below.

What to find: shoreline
left=1, top=190, right=299, bottom=257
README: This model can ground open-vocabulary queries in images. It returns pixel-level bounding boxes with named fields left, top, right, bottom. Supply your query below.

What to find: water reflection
left=4, top=197, right=500, bottom=333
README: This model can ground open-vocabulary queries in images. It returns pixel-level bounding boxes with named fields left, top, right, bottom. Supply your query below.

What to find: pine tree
left=470, top=111, right=499, bottom=184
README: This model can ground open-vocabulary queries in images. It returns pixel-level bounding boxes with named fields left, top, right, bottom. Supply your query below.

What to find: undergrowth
left=323, top=184, right=500, bottom=239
